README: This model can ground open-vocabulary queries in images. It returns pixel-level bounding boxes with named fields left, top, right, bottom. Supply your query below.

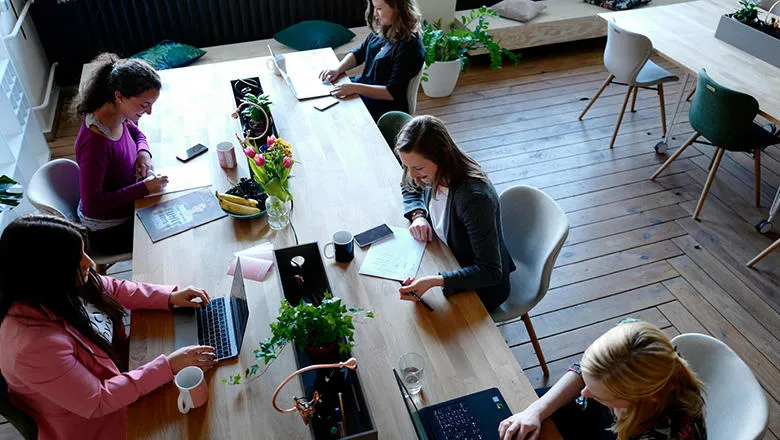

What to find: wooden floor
left=7, top=39, right=777, bottom=440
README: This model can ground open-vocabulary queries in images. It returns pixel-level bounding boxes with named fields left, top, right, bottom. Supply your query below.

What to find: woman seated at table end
left=499, top=321, right=706, bottom=440
left=74, top=53, right=169, bottom=255
left=0, top=215, right=216, bottom=440
left=395, top=115, right=516, bottom=312
left=320, top=0, right=425, bottom=121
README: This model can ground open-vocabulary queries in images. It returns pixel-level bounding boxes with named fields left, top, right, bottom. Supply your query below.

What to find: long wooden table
left=129, top=48, right=559, bottom=439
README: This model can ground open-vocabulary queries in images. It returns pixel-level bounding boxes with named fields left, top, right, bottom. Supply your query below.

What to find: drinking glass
left=398, top=352, right=425, bottom=395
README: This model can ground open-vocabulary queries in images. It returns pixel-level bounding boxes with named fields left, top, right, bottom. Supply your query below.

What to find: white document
left=359, top=226, right=426, bottom=282
left=145, top=161, right=212, bottom=197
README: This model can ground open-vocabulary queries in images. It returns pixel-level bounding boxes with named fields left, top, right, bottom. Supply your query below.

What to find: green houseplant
left=0, top=175, right=23, bottom=213
left=224, top=293, right=373, bottom=385
left=421, top=7, right=520, bottom=97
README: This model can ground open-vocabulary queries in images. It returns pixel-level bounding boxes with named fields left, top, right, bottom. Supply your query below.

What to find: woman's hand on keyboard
left=167, top=345, right=218, bottom=373
left=498, top=407, right=543, bottom=440
left=169, top=286, right=211, bottom=308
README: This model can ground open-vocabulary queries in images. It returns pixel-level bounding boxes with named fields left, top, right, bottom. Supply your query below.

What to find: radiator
left=31, top=0, right=368, bottom=85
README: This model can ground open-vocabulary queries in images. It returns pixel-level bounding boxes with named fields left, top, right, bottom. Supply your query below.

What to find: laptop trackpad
left=173, top=308, right=199, bottom=349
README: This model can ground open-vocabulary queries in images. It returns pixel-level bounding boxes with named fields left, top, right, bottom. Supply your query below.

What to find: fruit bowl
left=222, top=207, right=266, bottom=219
left=218, top=178, right=269, bottom=219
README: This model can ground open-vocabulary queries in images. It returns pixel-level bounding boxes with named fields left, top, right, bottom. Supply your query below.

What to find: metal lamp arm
left=271, top=357, right=358, bottom=413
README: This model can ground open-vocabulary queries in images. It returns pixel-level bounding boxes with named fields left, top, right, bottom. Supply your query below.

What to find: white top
left=428, top=187, right=449, bottom=245
left=80, top=298, right=114, bottom=343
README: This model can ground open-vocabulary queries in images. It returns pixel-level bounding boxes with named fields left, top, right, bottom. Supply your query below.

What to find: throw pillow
left=492, top=0, right=547, bottom=22
left=583, top=0, right=651, bottom=11
left=274, top=20, right=356, bottom=51
left=130, top=40, right=206, bottom=70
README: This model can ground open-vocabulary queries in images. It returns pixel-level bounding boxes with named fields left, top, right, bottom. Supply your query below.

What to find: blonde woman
left=499, top=321, right=706, bottom=440
left=320, top=0, right=425, bottom=121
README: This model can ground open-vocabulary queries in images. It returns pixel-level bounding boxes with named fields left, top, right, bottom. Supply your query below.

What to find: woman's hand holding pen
left=399, top=276, right=444, bottom=300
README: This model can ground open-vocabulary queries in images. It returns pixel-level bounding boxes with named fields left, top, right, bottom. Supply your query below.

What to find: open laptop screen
left=393, top=369, right=430, bottom=440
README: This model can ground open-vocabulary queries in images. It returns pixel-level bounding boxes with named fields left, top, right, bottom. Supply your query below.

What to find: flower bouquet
left=242, top=134, right=295, bottom=202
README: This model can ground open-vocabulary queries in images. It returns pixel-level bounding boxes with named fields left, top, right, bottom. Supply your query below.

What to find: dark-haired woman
left=74, top=53, right=168, bottom=254
left=0, top=215, right=216, bottom=440
left=395, top=115, right=515, bottom=311
left=320, top=0, right=425, bottom=121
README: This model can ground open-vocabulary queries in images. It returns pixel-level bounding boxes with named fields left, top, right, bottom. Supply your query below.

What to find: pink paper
left=227, top=256, right=273, bottom=281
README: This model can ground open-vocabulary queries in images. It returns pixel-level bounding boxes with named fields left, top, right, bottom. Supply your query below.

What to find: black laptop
left=173, top=260, right=250, bottom=361
left=393, top=369, right=512, bottom=440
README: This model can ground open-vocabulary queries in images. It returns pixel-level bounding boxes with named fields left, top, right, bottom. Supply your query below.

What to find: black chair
left=0, top=373, right=37, bottom=440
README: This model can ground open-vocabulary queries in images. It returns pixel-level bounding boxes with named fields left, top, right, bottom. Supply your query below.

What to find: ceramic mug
left=266, top=58, right=282, bottom=77
left=216, top=141, right=236, bottom=169
left=324, top=231, right=354, bottom=263
left=175, top=366, right=208, bottom=414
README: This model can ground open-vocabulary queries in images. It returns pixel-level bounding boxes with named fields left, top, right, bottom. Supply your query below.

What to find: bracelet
left=411, top=211, right=426, bottom=221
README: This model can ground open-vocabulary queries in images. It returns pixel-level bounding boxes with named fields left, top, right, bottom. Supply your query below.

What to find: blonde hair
left=395, top=115, right=487, bottom=195
left=365, top=0, right=422, bottom=42
left=581, top=322, right=705, bottom=440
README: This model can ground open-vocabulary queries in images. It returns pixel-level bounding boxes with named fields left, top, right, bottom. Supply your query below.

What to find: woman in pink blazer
left=0, top=215, right=217, bottom=440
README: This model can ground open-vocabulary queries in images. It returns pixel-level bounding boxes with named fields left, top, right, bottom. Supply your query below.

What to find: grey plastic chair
left=0, top=373, right=37, bottom=440
left=27, top=158, right=132, bottom=271
left=492, top=185, right=569, bottom=377
left=579, top=20, right=679, bottom=148
left=671, top=333, right=768, bottom=440
left=407, top=64, right=425, bottom=115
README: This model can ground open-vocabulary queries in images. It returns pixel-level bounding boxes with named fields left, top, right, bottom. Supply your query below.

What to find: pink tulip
left=255, top=155, right=266, bottom=166
left=244, top=147, right=256, bottom=158
left=283, top=157, right=293, bottom=169
left=266, top=135, right=276, bottom=147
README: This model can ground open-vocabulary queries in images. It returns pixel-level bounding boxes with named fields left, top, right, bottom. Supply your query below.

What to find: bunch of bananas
left=215, top=191, right=261, bottom=215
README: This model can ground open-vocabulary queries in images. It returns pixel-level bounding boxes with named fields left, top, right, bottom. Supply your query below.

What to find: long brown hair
left=74, top=53, right=160, bottom=117
left=366, top=0, right=422, bottom=42
left=581, top=322, right=705, bottom=440
left=395, top=115, right=487, bottom=195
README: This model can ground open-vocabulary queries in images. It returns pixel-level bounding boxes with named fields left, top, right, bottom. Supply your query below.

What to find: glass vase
left=265, top=195, right=290, bottom=230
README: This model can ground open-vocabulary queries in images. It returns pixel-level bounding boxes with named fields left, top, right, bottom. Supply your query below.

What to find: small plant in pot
left=729, top=0, right=780, bottom=38
left=223, top=292, right=374, bottom=385
left=421, top=7, right=520, bottom=98
left=231, top=92, right=273, bottom=141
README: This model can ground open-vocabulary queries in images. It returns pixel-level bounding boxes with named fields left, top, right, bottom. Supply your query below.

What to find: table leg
left=654, top=71, right=692, bottom=154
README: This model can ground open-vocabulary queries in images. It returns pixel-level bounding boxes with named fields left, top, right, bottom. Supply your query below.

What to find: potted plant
left=231, top=92, right=273, bottom=141
left=421, top=7, right=520, bottom=98
left=715, top=0, right=780, bottom=67
left=0, top=175, right=23, bottom=213
left=223, top=293, right=374, bottom=385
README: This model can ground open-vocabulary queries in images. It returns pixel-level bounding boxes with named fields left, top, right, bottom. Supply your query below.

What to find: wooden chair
left=651, top=69, right=780, bottom=219
left=579, top=20, right=678, bottom=148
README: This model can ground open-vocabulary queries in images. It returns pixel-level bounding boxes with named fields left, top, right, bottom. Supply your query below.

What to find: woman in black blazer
left=396, top=115, right=515, bottom=311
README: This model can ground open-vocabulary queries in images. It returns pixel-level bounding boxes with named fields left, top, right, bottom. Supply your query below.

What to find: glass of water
left=399, top=352, right=425, bottom=395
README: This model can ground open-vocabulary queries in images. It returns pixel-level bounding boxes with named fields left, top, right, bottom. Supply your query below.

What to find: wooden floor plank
left=563, top=187, right=699, bottom=228
left=657, top=301, right=708, bottom=335
left=565, top=204, right=689, bottom=246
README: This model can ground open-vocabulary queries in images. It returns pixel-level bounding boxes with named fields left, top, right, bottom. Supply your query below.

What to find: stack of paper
left=145, top=161, right=212, bottom=197
left=227, top=242, right=274, bottom=282
left=358, top=226, right=426, bottom=282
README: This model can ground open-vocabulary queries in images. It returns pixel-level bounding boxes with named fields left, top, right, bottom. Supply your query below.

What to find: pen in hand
left=399, top=281, right=434, bottom=312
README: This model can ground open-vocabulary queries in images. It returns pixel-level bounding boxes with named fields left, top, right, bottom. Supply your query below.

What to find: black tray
left=230, top=76, right=279, bottom=140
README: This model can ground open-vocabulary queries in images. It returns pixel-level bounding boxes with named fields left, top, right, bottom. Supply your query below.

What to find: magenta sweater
left=75, top=119, right=151, bottom=220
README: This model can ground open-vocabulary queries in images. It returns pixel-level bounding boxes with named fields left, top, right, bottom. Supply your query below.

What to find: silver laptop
left=173, top=260, right=250, bottom=361
left=268, top=45, right=334, bottom=100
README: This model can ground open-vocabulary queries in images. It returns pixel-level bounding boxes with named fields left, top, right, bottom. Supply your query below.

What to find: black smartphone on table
left=354, top=224, right=393, bottom=248
left=176, top=143, right=208, bottom=162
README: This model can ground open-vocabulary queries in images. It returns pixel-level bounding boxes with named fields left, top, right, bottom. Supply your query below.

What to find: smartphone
left=176, top=143, right=208, bottom=162
left=314, top=97, right=339, bottom=111
left=354, top=224, right=394, bottom=248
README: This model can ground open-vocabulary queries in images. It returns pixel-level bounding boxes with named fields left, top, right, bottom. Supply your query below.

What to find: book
left=137, top=188, right=226, bottom=242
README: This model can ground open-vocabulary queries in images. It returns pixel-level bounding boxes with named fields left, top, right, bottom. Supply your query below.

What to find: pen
left=399, top=281, right=434, bottom=312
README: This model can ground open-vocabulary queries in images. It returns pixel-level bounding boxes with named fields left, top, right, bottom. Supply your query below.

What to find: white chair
left=671, top=333, right=769, bottom=440
left=579, top=20, right=679, bottom=149
left=27, top=158, right=132, bottom=271
left=407, top=64, right=425, bottom=115
left=491, top=185, right=569, bottom=377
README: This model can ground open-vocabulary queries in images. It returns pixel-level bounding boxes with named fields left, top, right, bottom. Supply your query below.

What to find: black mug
left=324, top=231, right=354, bottom=263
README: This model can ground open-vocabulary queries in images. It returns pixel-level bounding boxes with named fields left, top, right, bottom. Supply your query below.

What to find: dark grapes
left=226, top=178, right=268, bottom=207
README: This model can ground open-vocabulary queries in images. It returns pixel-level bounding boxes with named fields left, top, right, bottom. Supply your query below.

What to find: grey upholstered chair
left=491, top=185, right=569, bottom=377
left=407, top=64, right=425, bottom=115
left=0, top=373, right=37, bottom=440
left=579, top=20, right=678, bottom=148
left=671, top=333, right=769, bottom=440
left=27, top=158, right=132, bottom=272
left=377, top=111, right=412, bottom=163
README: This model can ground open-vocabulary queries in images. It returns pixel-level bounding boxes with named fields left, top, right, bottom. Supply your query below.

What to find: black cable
left=289, top=199, right=299, bottom=245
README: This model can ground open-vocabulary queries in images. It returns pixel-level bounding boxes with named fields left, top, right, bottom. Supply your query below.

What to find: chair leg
left=579, top=74, right=615, bottom=120
left=755, top=148, right=761, bottom=208
left=610, top=86, right=634, bottom=149
left=693, top=148, right=725, bottom=219
left=651, top=132, right=700, bottom=180
left=707, top=152, right=717, bottom=170
left=658, top=84, right=667, bottom=137
left=747, top=238, right=780, bottom=268
left=630, top=87, right=638, bottom=112
left=521, top=313, right=549, bottom=377
left=686, top=87, right=696, bottom=102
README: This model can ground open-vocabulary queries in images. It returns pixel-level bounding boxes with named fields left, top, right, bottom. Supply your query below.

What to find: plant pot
left=304, top=341, right=340, bottom=363
left=715, top=14, right=780, bottom=68
left=421, top=59, right=462, bottom=98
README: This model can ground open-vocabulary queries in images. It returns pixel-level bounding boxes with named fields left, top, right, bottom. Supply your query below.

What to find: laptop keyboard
left=196, top=299, right=231, bottom=359
left=433, top=401, right=484, bottom=440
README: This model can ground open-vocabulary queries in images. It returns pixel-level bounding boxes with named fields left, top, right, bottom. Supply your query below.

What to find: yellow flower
left=283, top=148, right=292, bottom=157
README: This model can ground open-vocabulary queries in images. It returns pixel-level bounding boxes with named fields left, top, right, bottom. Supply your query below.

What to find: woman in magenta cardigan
left=74, top=53, right=169, bottom=255
left=0, top=215, right=216, bottom=440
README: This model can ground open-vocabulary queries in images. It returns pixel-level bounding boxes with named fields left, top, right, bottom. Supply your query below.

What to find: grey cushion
left=492, top=0, right=547, bottom=22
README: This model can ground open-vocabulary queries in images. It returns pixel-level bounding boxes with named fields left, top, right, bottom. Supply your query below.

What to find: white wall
left=417, top=0, right=456, bottom=24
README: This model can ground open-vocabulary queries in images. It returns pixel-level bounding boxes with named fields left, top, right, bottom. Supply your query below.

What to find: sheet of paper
left=359, top=226, right=426, bottom=282
left=145, top=160, right=212, bottom=197
left=235, top=241, right=274, bottom=261
left=227, top=256, right=273, bottom=282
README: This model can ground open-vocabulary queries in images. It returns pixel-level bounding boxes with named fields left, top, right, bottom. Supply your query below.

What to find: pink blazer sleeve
left=100, top=275, right=176, bottom=311
left=13, top=329, right=174, bottom=419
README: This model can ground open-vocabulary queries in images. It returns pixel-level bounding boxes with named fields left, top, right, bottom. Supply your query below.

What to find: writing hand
left=135, top=150, right=154, bottom=179
left=399, top=276, right=443, bottom=301
left=143, top=174, right=169, bottom=194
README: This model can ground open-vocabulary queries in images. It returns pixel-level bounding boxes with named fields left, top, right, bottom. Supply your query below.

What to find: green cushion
left=130, top=40, right=206, bottom=70
left=274, top=20, right=356, bottom=51
left=583, top=0, right=650, bottom=10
